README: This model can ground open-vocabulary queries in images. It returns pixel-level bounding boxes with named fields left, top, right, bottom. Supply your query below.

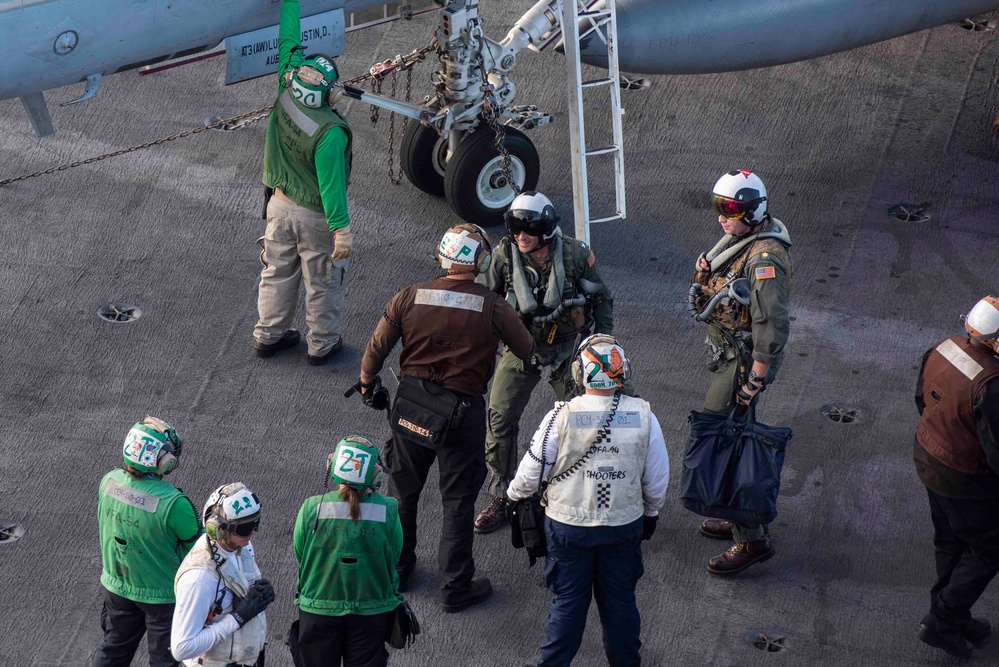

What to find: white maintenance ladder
left=560, top=0, right=627, bottom=245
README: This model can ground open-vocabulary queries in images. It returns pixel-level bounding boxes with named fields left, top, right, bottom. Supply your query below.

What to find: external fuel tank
left=572, top=0, right=999, bottom=74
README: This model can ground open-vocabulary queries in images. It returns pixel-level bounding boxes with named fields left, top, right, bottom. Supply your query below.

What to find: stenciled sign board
left=224, top=9, right=345, bottom=85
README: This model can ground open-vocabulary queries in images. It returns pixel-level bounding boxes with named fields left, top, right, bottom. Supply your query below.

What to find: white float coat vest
left=174, top=535, right=267, bottom=667
left=544, top=394, right=652, bottom=527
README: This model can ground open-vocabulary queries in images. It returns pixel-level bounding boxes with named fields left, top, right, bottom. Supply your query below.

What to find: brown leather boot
left=707, top=537, right=776, bottom=575
left=474, top=497, right=508, bottom=534
left=699, top=519, right=734, bottom=540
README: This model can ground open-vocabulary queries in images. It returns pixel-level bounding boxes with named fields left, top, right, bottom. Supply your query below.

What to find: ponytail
left=338, top=485, right=363, bottom=522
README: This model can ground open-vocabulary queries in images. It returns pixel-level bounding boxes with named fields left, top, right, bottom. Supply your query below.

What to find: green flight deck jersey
left=98, top=469, right=200, bottom=604
left=262, top=0, right=352, bottom=232
left=293, top=491, right=403, bottom=616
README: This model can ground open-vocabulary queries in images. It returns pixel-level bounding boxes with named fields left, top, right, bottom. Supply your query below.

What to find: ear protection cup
left=326, top=452, right=336, bottom=477
left=155, top=452, right=178, bottom=477
left=467, top=223, right=492, bottom=274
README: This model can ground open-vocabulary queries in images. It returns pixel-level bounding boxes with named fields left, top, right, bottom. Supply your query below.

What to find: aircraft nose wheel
left=444, top=125, right=540, bottom=225
left=401, top=121, right=448, bottom=197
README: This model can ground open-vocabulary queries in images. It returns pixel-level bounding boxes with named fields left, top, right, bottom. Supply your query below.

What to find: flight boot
left=918, top=620, right=973, bottom=658
left=706, top=537, right=776, bottom=575
left=440, top=578, right=493, bottom=613
left=254, top=329, right=300, bottom=358
left=307, top=338, right=343, bottom=366
left=474, top=497, right=508, bottom=534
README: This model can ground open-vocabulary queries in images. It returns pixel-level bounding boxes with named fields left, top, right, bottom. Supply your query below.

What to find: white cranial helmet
left=966, top=296, right=999, bottom=351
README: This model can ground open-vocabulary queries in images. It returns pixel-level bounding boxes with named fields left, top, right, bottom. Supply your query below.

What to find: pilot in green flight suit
left=689, top=170, right=793, bottom=576
left=473, top=191, right=616, bottom=535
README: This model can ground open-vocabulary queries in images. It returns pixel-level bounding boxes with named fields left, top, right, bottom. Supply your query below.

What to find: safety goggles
left=230, top=518, right=260, bottom=537
left=711, top=194, right=766, bottom=220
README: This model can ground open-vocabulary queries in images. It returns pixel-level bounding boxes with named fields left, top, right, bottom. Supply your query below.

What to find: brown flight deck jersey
left=362, top=276, right=535, bottom=396
left=914, top=335, right=999, bottom=498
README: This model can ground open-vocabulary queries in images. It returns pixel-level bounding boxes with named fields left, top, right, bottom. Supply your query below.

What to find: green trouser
left=485, top=342, right=577, bottom=498
left=702, top=328, right=781, bottom=543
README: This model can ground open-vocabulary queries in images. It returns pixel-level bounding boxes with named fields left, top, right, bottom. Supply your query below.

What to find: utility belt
left=389, top=376, right=471, bottom=449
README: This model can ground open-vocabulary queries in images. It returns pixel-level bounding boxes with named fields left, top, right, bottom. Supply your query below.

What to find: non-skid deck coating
left=2, top=5, right=999, bottom=666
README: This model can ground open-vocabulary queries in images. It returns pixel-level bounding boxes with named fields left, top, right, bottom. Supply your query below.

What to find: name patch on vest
left=414, top=289, right=484, bottom=312
left=937, top=339, right=984, bottom=381
left=103, top=478, right=159, bottom=513
left=317, top=501, right=387, bottom=523
left=398, top=418, right=432, bottom=438
left=568, top=411, right=642, bottom=429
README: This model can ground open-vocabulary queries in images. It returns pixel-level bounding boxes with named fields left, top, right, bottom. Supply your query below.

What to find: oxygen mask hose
left=689, top=278, right=750, bottom=322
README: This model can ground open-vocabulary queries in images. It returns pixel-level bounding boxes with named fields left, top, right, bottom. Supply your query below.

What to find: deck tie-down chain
left=0, top=42, right=437, bottom=188
left=367, top=41, right=436, bottom=185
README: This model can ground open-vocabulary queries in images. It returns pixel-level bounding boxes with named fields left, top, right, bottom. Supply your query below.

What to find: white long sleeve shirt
left=171, top=542, right=250, bottom=662
left=508, top=394, right=670, bottom=517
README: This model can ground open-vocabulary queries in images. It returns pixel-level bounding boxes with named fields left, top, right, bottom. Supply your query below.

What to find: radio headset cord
left=546, top=391, right=622, bottom=486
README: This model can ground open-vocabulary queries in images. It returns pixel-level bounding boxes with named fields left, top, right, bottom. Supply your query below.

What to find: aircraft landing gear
left=444, top=125, right=539, bottom=226
left=401, top=122, right=448, bottom=197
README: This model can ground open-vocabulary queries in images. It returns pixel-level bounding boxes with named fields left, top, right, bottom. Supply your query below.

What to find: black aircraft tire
left=401, top=122, right=447, bottom=197
left=444, top=126, right=540, bottom=226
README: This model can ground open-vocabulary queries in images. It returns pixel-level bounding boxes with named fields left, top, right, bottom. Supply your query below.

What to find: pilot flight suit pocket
left=750, top=289, right=767, bottom=323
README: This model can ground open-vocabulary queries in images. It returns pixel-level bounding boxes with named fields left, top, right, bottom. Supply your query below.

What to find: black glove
left=642, top=515, right=658, bottom=541
left=231, top=581, right=275, bottom=628
left=361, top=376, right=389, bottom=411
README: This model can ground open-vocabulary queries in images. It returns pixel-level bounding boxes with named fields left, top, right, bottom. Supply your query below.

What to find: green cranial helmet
left=290, top=54, right=339, bottom=109
left=122, top=416, right=182, bottom=475
left=328, top=435, right=386, bottom=489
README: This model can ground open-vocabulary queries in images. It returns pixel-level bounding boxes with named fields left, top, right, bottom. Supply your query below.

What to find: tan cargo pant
left=253, top=196, right=347, bottom=356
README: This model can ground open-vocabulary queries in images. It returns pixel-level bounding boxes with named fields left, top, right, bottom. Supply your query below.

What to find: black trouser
left=387, top=393, right=487, bottom=596
left=92, top=586, right=179, bottom=667
left=925, top=488, right=999, bottom=629
left=297, top=610, right=391, bottom=667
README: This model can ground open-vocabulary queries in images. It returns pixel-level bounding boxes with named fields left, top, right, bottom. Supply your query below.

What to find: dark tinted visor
left=505, top=210, right=547, bottom=236
left=231, top=518, right=260, bottom=537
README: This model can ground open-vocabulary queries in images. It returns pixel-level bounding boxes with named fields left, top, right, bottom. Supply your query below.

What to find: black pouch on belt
left=389, top=376, right=462, bottom=449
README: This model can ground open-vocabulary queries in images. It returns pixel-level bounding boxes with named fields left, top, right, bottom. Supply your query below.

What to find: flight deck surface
left=2, top=5, right=998, bottom=665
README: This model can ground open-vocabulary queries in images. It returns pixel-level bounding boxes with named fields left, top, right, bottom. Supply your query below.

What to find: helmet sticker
left=336, top=447, right=372, bottom=485
left=123, top=428, right=161, bottom=469
left=220, top=492, right=260, bottom=522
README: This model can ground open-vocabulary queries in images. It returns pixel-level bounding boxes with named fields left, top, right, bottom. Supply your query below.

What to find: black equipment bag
left=389, top=376, right=464, bottom=449
left=679, top=406, right=791, bottom=525
left=509, top=495, right=547, bottom=567
left=386, top=600, right=421, bottom=649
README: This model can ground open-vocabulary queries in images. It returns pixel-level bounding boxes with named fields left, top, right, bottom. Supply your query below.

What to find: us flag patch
left=755, top=266, right=776, bottom=280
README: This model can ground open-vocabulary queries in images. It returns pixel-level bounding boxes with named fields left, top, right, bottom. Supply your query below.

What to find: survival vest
left=917, top=336, right=999, bottom=474
left=544, top=394, right=652, bottom=527
left=98, top=469, right=194, bottom=604
left=262, top=89, right=353, bottom=213
left=693, top=222, right=791, bottom=332
left=174, top=535, right=267, bottom=667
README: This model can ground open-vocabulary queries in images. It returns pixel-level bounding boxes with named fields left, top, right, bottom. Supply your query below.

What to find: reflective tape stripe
left=936, top=339, right=984, bottom=381
left=414, top=289, right=484, bottom=312
left=103, top=478, right=159, bottom=513
left=317, top=501, right=387, bottom=522
left=279, top=89, right=320, bottom=137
